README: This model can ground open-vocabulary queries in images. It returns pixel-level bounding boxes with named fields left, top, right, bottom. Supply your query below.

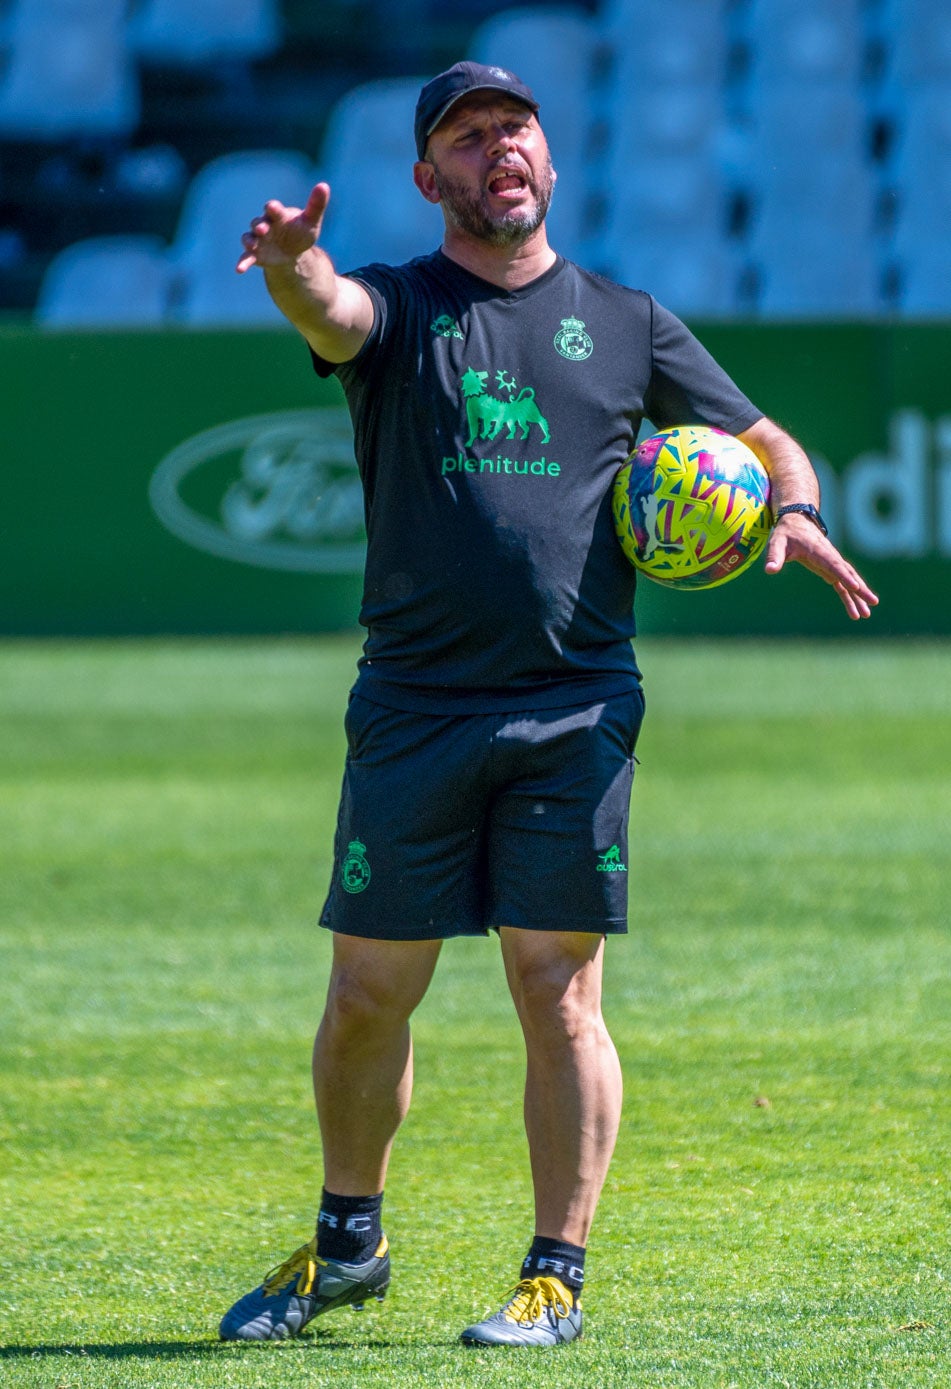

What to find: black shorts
left=319, top=688, right=645, bottom=941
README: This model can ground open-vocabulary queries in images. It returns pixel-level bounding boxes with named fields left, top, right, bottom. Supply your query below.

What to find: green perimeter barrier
left=2, top=321, right=948, bottom=637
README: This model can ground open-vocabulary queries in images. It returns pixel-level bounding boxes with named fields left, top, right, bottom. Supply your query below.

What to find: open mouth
left=487, top=167, right=529, bottom=199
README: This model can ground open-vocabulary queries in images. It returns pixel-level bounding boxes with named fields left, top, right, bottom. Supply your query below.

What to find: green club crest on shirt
left=554, top=316, right=593, bottom=361
left=431, top=314, right=463, bottom=339
left=341, top=840, right=371, bottom=893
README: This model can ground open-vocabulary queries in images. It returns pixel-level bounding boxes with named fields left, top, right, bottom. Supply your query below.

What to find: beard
left=430, top=155, right=555, bottom=246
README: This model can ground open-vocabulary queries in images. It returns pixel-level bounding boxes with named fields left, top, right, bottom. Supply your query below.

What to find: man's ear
left=413, top=160, right=441, bottom=205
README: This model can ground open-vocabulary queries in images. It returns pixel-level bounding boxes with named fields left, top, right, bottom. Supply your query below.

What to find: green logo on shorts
left=341, top=840, right=371, bottom=893
left=596, top=845, right=627, bottom=872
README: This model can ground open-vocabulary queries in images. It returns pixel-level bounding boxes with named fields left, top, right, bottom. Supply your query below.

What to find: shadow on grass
left=0, top=1331, right=451, bottom=1359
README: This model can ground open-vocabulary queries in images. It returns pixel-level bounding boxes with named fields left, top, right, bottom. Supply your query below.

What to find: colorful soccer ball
left=612, top=425, right=772, bottom=589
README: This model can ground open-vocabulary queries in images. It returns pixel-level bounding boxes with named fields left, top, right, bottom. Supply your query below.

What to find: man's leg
left=220, top=931, right=442, bottom=1341
left=460, top=928, right=618, bottom=1347
left=314, top=932, right=443, bottom=1194
left=499, top=927, right=621, bottom=1247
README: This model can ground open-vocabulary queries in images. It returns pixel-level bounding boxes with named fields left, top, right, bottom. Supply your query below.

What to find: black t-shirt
left=313, top=251, right=761, bottom=712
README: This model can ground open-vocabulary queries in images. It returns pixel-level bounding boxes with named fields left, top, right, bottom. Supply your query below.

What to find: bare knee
left=510, top=950, right=604, bottom=1046
left=322, top=937, right=441, bottom=1037
left=324, top=965, right=413, bottom=1033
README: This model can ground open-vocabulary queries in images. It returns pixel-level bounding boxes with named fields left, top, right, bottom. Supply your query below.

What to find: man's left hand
left=764, top=513, right=879, bottom=621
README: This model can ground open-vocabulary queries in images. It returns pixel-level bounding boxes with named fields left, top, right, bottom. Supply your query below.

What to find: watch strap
left=775, top=503, right=829, bottom=536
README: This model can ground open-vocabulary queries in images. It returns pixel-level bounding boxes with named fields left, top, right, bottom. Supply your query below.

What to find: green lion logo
left=461, top=367, right=551, bottom=447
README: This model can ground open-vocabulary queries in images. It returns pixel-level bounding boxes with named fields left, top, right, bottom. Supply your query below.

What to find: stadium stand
left=6, top=0, right=951, bottom=322
left=879, top=0, right=951, bottom=83
left=0, top=0, right=140, bottom=141
left=166, top=148, right=316, bottom=325
left=35, top=233, right=172, bottom=327
left=591, top=0, right=736, bottom=313
left=317, top=79, right=444, bottom=270
left=883, top=84, right=951, bottom=312
left=128, top=0, right=283, bottom=69
left=739, top=93, right=879, bottom=314
left=468, top=5, right=597, bottom=260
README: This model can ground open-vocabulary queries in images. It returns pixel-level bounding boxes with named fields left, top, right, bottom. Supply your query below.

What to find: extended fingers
left=235, top=201, right=292, bottom=272
left=765, top=519, right=879, bottom=618
left=236, top=228, right=260, bottom=272
left=835, top=568, right=879, bottom=619
left=236, top=189, right=326, bottom=273
left=236, top=210, right=270, bottom=272
left=811, top=549, right=879, bottom=618
left=834, top=578, right=876, bottom=621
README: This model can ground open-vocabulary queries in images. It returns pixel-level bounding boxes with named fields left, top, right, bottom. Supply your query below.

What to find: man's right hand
left=235, top=180, right=373, bottom=363
left=236, top=182, right=331, bottom=273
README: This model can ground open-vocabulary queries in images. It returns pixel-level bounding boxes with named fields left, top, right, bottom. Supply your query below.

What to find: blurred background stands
left=0, top=0, right=540, bottom=317
left=1, top=0, right=947, bottom=325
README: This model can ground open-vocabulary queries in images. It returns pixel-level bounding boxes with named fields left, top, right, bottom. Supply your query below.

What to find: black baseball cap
left=414, top=61, right=539, bottom=159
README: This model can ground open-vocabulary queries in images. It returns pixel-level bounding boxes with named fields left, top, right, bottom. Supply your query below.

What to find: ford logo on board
left=148, top=409, right=366, bottom=573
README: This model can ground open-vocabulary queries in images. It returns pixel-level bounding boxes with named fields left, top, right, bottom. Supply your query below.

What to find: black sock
left=315, top=1189, right=384, bottom=1264
left=521, top=1235, right=586, bottom=1295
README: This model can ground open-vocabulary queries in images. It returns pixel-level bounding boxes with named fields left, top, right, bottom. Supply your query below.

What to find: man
left=219, top=62, right=878, bottom=1350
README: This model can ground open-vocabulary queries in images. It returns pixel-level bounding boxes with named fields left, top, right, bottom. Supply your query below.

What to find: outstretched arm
left=738, top=416, right=879, bottom=621
left=237, top=181, right=374, bottom=363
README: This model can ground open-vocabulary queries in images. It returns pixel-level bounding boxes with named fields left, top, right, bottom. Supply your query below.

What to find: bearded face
left=429, top=149, right=556, bottom=247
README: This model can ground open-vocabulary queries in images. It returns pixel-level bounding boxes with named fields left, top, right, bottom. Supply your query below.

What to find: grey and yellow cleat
left=219, top=1234, right=389, bottom=1341
left=460, top=1275, right=582, bottom=1348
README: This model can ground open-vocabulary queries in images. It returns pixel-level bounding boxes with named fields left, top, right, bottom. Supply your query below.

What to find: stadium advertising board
left=2, top=322, right=947, bottom=635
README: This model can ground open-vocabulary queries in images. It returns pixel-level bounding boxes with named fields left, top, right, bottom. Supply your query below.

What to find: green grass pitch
left=0, top=636, right=948, bottom=1388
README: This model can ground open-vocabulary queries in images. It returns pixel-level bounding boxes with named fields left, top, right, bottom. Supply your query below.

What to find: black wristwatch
left=774, top=503, right=828, bottom=536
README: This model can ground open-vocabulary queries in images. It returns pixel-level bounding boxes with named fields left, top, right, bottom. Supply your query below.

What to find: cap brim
left=424, top=85, right=539, bottom=143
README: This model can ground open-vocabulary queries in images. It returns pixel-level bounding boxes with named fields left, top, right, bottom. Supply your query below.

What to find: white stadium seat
left=886, top=84, right=951, bottom=313
left=0, top=3, right=139, bottom=139
left=879, top=0, right=951, bottom=83
left=128, top=0, right=282, bottom=67
left=599, top=0, right=727, bottom=83
left=612, top=240, right=739, bottom=318
left=750, top=237, right=881, bottom=318
left=168, top=150, right=317, bottom=326
left=468, top=6, right=597, bottom=258
left=318, top=80, right=444, bottom=271
left=35, top=236, right=172, bottom=328
left=595, top=147, right=737, bottom=315
left=896, top=246, right=951, bottom=317
left=744, top=0, right=865, bottom=85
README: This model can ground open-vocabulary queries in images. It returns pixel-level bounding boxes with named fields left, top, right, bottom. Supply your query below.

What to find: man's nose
left=486, top=124, right=517, bottom=155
